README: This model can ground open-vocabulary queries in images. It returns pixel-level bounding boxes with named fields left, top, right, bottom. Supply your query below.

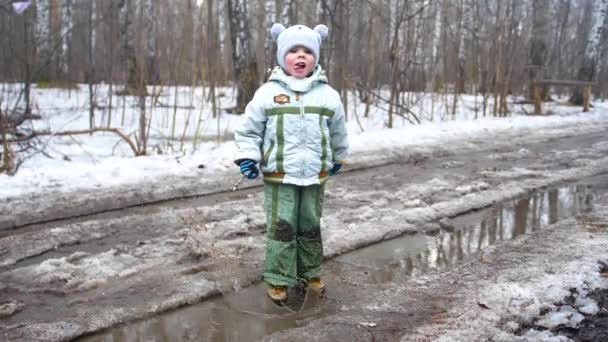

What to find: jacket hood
left=268, top=65, right=328, bottom=93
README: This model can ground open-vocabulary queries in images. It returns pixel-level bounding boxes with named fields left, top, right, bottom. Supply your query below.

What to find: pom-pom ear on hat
left=313, top=24, right=328, bottom=41
left=272, top=23, right=328, bottom=70
left=271, top=23, right=286, bottom=41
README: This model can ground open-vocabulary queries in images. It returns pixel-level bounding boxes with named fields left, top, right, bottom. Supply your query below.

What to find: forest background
left=1, top=0, right=608, bottom=175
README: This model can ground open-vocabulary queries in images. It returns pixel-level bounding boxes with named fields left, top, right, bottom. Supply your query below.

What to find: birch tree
left=34, top=0, right=51, bottom=80
left=570, top=0, right=608, bottom=104
left=597, top=0, right=608, bottom=99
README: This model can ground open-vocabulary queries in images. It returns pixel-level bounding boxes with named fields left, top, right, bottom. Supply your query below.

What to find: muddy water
left=78, top=183, right=597, bottom=342
left=334, top=184, right=595, bottom=282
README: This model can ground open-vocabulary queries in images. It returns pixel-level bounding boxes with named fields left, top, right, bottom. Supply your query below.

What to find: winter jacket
left=234, top=65, right=349, bottom=186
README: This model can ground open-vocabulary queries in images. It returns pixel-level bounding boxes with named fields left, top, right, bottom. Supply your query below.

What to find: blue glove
left=329, top=162, right=342, bottom=176
left=239, top=159, right=259, bottom=179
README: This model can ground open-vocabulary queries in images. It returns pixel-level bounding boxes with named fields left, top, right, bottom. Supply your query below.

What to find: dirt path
left=263, top=192, right=608, bottom=342
left=2, top=127, right=608, bottom=341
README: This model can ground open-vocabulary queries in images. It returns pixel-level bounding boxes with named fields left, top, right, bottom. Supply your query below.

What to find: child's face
left=284, top=46, right=315, bottom=79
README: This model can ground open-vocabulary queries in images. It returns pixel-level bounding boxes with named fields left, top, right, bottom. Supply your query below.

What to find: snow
left=2, top=85, right=608, bottom=340
left=1, top=84, right=608, bottom=200
left=406, top=207, right=608, bottom=341
left=575, top=296, right=600, bottom=315
left=536, top=311, right=580, bottom=329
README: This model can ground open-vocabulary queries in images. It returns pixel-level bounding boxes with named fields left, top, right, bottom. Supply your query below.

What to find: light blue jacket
left=234, top=66, right=349, bottom=186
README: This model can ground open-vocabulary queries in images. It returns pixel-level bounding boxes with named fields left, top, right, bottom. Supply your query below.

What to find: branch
left=361, top=87, right=422, bottom=124
left=5, top=128, right=141, bottom=156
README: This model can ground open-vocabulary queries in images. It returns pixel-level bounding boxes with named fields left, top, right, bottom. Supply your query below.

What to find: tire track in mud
left=2, top=121, right=608, bottom=231
left=2, top=130, right=608, bottom=341
left=2, top=130, right=606, bottom=270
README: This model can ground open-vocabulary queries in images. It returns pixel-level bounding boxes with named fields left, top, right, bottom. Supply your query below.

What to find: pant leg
left=263, top=183, right=300, bottom=287
left=297, top=184, right=325, bottom=280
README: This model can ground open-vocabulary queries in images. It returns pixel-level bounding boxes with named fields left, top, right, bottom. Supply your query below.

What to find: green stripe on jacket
left=319, top=115, right=328, bottom=170
left=265, top=107, right=300, bottom=116
left=264, top=106, right=334, bottom=117
left=305, top=106, right=334, bottom=117
left=276, top=114, right=284, bottom=172
left=265, top=106, right=334, bottom=174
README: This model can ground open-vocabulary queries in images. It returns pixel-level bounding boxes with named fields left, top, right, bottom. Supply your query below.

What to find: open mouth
left=294, top=62, right=306, bottom=71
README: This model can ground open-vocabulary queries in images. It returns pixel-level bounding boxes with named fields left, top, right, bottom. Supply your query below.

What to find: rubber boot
left=267, top=286, right=287, bottom=302
left=307, top=278, right=325, bottom=293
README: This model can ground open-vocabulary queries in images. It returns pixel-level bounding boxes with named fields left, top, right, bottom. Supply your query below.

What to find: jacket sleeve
left=234, top=89, right=267, bottom=165
left=329, top=102, right=349, bottom=163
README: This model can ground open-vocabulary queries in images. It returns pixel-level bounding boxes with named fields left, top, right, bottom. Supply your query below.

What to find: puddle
left=333, top=184, right=595, bottom=283
left=78, top=183, right=598, bottom=342
left=79, top=282, right=336, bottom=342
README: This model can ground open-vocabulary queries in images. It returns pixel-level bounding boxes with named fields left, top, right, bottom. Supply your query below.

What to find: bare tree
left=598, top=0, right=608, bottom=100
left=3, top=0, right=608, bottom=149
left=208, top=0, right=219, bottom=123
left=529, top=0, right=550, bottom=100
left=86, top=0, right=96, bottom=133
left=0, top=106, right=14, bottom=175
left=226, top=0, right=260, bottom=113
left=119, top=0, right=140, bottom=93
left=21, top=4, right=33, bottom=115
left=548, top=1, right=571, bottom=85
left=570, top=0, right=608, bottom=104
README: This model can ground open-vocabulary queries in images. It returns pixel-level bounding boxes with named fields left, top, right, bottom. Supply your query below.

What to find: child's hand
left=329, top=162, right=342, bottom=176
left=239, top=159, right=259, bottom=179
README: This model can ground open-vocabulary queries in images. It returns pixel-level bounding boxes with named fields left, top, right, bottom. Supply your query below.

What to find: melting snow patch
left=522, top=329, right=572, bottom=342
left=503, top=321, right=519, bottom=333
left=541, top=285, right=571, bottom=304
left=575, top=297, right=600, bottom=315
left=20, top=249, right=140, bottom=287
left=536, top=310, right=583, bottom=329
left=401, top=198, right=426, bottom=208
left=455, top=181, right=490, bottom=194
left=0, top=301, right=25, bottom=318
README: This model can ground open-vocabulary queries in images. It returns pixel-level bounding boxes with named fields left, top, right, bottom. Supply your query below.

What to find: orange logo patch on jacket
left=274, top=94, right=290, bottom=104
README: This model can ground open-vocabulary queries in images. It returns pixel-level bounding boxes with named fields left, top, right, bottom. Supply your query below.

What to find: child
left=234, top=23, right=349, bottom=302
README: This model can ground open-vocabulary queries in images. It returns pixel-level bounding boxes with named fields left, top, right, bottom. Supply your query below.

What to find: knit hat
left=271, top=23, right=328, bottom=70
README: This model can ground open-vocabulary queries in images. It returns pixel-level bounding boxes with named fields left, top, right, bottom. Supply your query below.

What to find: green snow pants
left=263, top=182, right=325, bottom=287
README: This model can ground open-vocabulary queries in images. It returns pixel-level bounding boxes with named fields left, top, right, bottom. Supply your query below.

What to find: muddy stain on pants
left=263, top=183, right=325, bottom=287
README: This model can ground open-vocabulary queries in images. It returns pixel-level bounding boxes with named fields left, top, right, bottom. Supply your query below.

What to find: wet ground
left=264, top=198, right=608, bottom=341
left=79, top=178, right=605, bottom=342
left=514, top=287, right=608, bottom=341
left=2, top=129, right=608, bottom=341
left=566, top=288, right=608, bottom=341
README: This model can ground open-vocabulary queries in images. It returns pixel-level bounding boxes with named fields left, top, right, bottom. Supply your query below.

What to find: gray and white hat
left=271, top=23, right=328, bottom=70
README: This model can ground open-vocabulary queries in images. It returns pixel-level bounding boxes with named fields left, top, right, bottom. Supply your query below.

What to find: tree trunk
left=0, top=108, right=12, bottom=174
left=548, top=0, right=570, bottom=84
left=23, top=12, right=32, bottom=116
left=227, top=0, right=260, bottom=113
left=570, top=0, right=607, bottom=105
left=87, top=0, right=95, bottom=133
left=529, top=0, right=550, bottom=101
left=208, top=0, right=218, bottom=119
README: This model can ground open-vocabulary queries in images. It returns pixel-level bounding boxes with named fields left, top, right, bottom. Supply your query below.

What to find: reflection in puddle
left=79, top=184, right=595, bottom=342
left=79, top=282, right=336, bottom=342
left=335, top=185, right=595, bottom=282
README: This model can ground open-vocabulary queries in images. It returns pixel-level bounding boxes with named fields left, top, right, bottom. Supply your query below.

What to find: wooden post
left=583, top=85, right=591, bottom=112
left=534, top=83, right=542, bottom=115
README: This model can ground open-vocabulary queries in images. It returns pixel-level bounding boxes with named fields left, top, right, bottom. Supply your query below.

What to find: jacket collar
left=268, top=65, right=328, bottom=93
